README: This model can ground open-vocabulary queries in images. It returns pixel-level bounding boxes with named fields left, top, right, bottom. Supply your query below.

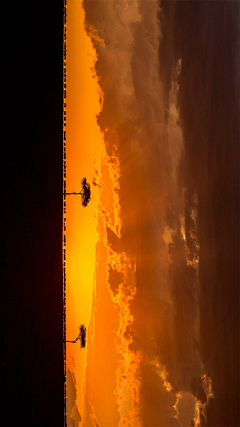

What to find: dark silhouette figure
left=66, top=325, right=87, bottom=349
left=65, top=178, right=91, bottom=207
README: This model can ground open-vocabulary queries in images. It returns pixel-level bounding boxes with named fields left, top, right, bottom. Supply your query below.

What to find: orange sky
left=65, top=4, right=141, bottom=420
left=64, top=2, right=214, bottom=426
left=65, top=3, right=171, bottom=423
left=65, top=0, right=103, bottom=416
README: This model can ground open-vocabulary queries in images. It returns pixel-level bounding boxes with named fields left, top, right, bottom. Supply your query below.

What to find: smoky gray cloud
left=138, top=363, right=180, bottom=427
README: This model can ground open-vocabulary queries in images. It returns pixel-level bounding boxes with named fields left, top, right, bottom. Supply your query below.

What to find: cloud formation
left=82, top=1, right=213, bottom=425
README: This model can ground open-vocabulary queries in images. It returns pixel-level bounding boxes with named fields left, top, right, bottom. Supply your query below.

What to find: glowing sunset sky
left=66, top=0, right=103, bottom=418
left=65, top=1, right=239, bottom=426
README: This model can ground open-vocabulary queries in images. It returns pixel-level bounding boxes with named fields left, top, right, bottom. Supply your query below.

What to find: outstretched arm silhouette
left=66, top=336, right=80, bottom=344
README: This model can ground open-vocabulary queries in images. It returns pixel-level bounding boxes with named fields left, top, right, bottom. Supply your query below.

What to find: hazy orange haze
left=66, top=0, right=103, bottom=417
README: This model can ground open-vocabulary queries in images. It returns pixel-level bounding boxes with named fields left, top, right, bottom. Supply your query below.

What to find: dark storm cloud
left=138, top=363, right=180, bottom=427
left=159, top=1, right=240, bottom=424
left=128, top=222, right=203, bottom=396
left=81, top=0, right=239, bottom=425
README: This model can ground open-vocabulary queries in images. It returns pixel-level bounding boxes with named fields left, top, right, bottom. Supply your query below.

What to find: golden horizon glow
left=66, top=0, right=103, bottom=417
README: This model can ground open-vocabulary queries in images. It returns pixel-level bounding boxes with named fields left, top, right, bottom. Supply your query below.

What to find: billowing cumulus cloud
left=138, top=362, right=180, bottom=427
left=82, top=0, right=212, bottom=425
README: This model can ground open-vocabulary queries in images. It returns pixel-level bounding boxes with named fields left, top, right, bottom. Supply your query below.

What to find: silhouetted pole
left=66, top=337, right=80, bottom=343
left=65, top=191, right=83, bottom=195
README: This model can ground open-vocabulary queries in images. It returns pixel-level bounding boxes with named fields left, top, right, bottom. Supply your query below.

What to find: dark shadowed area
left=159, top=1, right=239, bottom=424
left=1, top=2, right=64, bottom=425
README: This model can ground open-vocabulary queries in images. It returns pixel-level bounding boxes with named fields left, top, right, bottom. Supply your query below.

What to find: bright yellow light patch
left=66, top=0, right=103, bottom=417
